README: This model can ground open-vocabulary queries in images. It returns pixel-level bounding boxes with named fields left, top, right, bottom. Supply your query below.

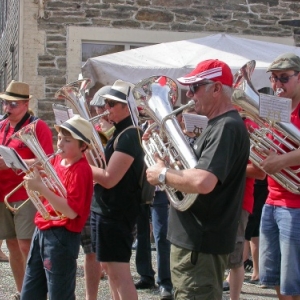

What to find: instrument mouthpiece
left=275, top=88, right=284, bottom=96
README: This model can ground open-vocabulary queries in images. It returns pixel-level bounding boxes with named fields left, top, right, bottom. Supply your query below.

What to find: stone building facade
left=1, top=0, right=300, bottom=122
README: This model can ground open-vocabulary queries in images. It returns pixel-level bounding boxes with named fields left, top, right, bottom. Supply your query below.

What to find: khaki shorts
left=227, top=209, right=249, bottom=269
left=170, top=244, right=228, bottom=300
left=0, top=201, right=36, bottom=240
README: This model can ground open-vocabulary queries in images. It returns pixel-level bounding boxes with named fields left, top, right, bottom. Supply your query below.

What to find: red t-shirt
left=242, top=119, right=257, bottom=214
left=34, top=155, right=93, bottom=233
left=266, top=102, right=300, bottom=208
left=0, top=118, right=53, bottom=202
left=242, top=175, right=255, bottom=214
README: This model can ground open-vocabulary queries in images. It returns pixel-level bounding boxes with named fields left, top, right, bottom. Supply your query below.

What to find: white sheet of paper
left=52, top=104, right=74, bottom=125
left=182, top=113, right=208, bottom=135
left=0, top=146, right=29, bottom=172
left=259, top=93, right=291, bottom=123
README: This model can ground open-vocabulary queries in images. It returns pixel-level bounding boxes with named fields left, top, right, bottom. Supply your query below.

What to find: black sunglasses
left=188, top=82, right=212, bottom=95
left=104, top=99, right=117, bottom=108
left=269, top=72, right=299, bottom=84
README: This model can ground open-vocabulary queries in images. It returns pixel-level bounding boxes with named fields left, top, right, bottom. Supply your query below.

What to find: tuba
left=55, top=79, right=107, bottom=168
left=133, top=76, right=198, bottom=211
left=4, top=121, right=67, bottom=220
left=232, top=60, right=300, bottom=194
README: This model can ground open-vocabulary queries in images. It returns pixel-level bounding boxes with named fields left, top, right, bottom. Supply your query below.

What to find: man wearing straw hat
left=0, top=80, right=53, bottom=300
left=90, top=79, right=144, bottom=300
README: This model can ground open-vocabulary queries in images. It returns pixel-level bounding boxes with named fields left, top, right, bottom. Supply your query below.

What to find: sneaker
left=11, top=292, right=20, bottom=300
left=223, top=280, right=230, bottom=291
left=244, top=259, right=253, bottom=272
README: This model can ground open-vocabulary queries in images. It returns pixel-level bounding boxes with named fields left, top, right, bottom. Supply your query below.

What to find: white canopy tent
left=81, top=33, right=300, bottom=91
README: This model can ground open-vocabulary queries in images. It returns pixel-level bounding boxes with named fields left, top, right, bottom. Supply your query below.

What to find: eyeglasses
left=188, top=82, right=212, bottom=95
left=269, top=72, right=299, bottom=84
left=104, top=99, right=118, bottom=108
left=1, top=100, right=20, bottom=108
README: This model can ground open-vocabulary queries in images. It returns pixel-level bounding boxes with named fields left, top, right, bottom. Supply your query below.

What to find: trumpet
left=4, top=121, right=67, bottom=220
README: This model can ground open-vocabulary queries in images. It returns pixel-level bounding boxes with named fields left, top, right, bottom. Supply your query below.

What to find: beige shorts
left=227, top=209, right=249, bottom=269
left=0, top=201, right=36, bottom=240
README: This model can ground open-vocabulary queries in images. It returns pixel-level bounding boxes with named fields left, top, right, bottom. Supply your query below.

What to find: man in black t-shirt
left=146, top=59, right=250, bottom=299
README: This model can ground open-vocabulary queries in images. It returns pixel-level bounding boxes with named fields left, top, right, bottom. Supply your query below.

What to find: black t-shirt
left=91, top=116, right=144, bottom=220
left=167, top=110, right=250, bottom=254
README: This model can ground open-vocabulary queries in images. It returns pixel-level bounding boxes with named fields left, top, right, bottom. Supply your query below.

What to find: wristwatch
left=158, top=167, right=169, bottom=184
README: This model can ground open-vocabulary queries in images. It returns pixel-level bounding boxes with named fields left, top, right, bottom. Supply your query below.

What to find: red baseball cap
left=177, top=59, right=233, bottom=87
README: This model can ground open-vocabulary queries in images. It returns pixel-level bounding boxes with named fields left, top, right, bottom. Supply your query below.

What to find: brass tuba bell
left=133, top=76, right=198, bottom=211
left=232, top=60, right=300, bottom=194
left=55, top=79, right=107, bottom=169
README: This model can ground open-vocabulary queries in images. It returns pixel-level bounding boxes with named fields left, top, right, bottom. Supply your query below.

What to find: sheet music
left=52, top=104, right=74, bottom=125
left=0, top=146, right=29, bottom=172
left=183, top=113, right=208, bottom=136
left=259, top=93, right=291, bottom=123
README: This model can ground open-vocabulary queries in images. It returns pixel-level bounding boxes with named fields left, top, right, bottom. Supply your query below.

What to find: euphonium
left=232, top=60, right=300, bottom=194
left=133, top=76, right=198, bottom=211
left=4, top=120, right=67, bottom=220
left=54, top=79, right=107, bottom=168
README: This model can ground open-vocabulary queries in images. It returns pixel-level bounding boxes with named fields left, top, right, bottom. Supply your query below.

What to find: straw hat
left=103, top=80, right=134, bottom=104
left=54, top=115, right=93, bottom=148
left=90, top=85, right=111, bottom=106
left=0, top=80, right=32, bottom=101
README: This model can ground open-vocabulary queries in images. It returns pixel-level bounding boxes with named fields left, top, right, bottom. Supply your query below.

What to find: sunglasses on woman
left=1, top=100, right=20, bottom=109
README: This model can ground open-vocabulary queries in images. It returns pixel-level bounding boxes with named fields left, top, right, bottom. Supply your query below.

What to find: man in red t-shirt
left=259, top=53, right=300, bottom=300
left=0, top=81, right=53, bottom=299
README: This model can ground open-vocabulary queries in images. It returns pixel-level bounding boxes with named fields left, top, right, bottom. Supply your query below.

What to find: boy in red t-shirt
left=20, top=115, right=94, bottom=300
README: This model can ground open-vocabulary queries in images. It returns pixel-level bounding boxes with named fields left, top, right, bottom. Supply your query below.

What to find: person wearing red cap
left=146, top=59, right=250, bottom=299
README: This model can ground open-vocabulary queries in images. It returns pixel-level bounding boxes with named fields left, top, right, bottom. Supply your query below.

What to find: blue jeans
left=259, top=204, right=300, bottom=296
left=135, top=191, right=172, bottom=289
left=21, top=227, right=80, bottom=300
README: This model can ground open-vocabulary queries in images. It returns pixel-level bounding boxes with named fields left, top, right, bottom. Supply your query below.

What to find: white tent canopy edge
left=81, top=33, right=300, bottom=91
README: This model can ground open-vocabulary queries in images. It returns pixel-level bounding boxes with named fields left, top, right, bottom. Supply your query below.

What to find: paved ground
left=0, top=241, right=278, bottom=299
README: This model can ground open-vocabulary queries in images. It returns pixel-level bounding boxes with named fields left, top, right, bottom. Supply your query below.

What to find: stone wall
left=0, top=0, right=19, bottom=102
left=3, top=0, right=300, bottom=122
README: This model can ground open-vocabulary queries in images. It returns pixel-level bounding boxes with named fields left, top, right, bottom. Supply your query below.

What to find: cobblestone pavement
left=0, top=241, right=277, bottom=300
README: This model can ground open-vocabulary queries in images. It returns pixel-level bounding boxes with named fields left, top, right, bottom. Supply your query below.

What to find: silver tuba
left=232, top=60, right=300, bottom=194
left=133, top=76, right=198, bottom=211
left=54, top=79, right=107, bottom=168
left=4, top=120, right=67, bottom=220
